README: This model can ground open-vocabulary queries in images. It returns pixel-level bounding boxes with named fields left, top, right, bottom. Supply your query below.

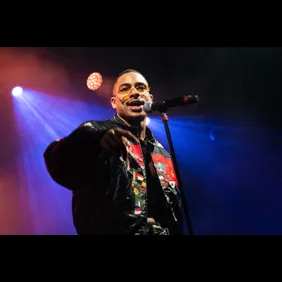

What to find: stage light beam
left=11, top=86, right=23, bottom=97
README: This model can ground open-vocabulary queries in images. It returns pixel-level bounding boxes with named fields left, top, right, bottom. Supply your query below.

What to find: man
left=44, top=69, right=183, bottom=235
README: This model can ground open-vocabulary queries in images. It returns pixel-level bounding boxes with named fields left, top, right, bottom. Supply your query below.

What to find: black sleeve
left=43, top=122, right=107, bottom=191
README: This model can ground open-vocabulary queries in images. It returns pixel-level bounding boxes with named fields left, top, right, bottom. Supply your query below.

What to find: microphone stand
left=161, top=112, right=194, bottom=236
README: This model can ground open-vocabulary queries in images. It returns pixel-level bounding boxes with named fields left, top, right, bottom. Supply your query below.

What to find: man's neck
left=136, top=120, right=146, bottom=141
left=117, top=114, right=146, bottom=140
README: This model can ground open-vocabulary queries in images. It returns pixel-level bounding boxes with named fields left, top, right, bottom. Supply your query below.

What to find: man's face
left=111, top=71, right=153, bottom=122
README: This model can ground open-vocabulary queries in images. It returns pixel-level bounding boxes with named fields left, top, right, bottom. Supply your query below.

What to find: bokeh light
left=86, top=72, right=103, bottom=91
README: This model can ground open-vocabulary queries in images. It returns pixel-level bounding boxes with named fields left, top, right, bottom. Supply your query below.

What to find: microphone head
left=143, top=101, right=153, bottom=114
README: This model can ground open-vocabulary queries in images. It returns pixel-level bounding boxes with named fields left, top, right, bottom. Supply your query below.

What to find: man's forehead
left=116, top=72, right=148, bottom=86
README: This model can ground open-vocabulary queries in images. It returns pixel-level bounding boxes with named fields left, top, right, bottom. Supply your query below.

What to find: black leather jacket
left=44, top=115, right=183, bottom=235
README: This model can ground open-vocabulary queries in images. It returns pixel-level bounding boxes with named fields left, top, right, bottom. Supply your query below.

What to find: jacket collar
left=111, top=114, right=155, bottom=143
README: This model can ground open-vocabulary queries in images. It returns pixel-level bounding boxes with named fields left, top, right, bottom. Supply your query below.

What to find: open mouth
left=127, top=100, right=145, bottom=111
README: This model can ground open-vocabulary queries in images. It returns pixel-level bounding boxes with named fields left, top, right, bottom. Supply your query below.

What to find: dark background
left=45, top=47, right=282, bottom=125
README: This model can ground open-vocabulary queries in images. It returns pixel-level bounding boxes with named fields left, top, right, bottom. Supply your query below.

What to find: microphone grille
left=143, top=101, right=153, bottom=113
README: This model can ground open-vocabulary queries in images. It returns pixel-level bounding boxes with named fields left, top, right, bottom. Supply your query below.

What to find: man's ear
left=110, top=96, right=116, bottom=109
left=149, top=93, right=154, bottom=102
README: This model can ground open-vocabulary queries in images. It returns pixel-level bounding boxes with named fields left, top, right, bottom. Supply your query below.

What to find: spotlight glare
left=12, top=86, right=23, bottom=97
left=146, top=117, right=150, bottom=125
left=86, top=72, right=103, bottom=91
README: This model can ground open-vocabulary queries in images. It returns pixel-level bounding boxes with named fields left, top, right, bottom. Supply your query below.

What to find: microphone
left=143, top=95, right=199, bottom=114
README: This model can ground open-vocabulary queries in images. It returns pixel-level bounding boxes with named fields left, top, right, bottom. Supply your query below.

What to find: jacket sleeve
left=43, top=121, right=107, bottom=191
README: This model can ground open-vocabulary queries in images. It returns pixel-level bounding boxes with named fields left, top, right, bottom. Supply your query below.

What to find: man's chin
left=124, top=111, right=146, bottom=121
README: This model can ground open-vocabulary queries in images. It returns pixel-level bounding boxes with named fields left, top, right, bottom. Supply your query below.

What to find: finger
left=111, top=134, right=125, bottom=147
left=101, top=129, right=122, bottom=149
left=106, top=133, right=127, bottom=150
left=101, top=136, right=119, bottom=150
left=121, top=136, right=129, bottom=147
left=100, top=140, right=111, bottom=151
left=120, top=137, right=129, bottom=160
left=104, top=137, right=121, bottom=149
left=114, top=128, right=139, bottom=143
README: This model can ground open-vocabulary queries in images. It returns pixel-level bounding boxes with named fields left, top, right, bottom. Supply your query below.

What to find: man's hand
left=100, top=128, right=139, bottom=156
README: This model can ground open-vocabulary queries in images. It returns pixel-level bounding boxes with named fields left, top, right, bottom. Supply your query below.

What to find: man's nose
left=129, top=91, right=140, bottom=99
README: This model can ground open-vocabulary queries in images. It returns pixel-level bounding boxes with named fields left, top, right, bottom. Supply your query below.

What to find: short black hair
left=112, top=69, right=149, bottom=96
left=116, top=69, right=144, bottom=81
